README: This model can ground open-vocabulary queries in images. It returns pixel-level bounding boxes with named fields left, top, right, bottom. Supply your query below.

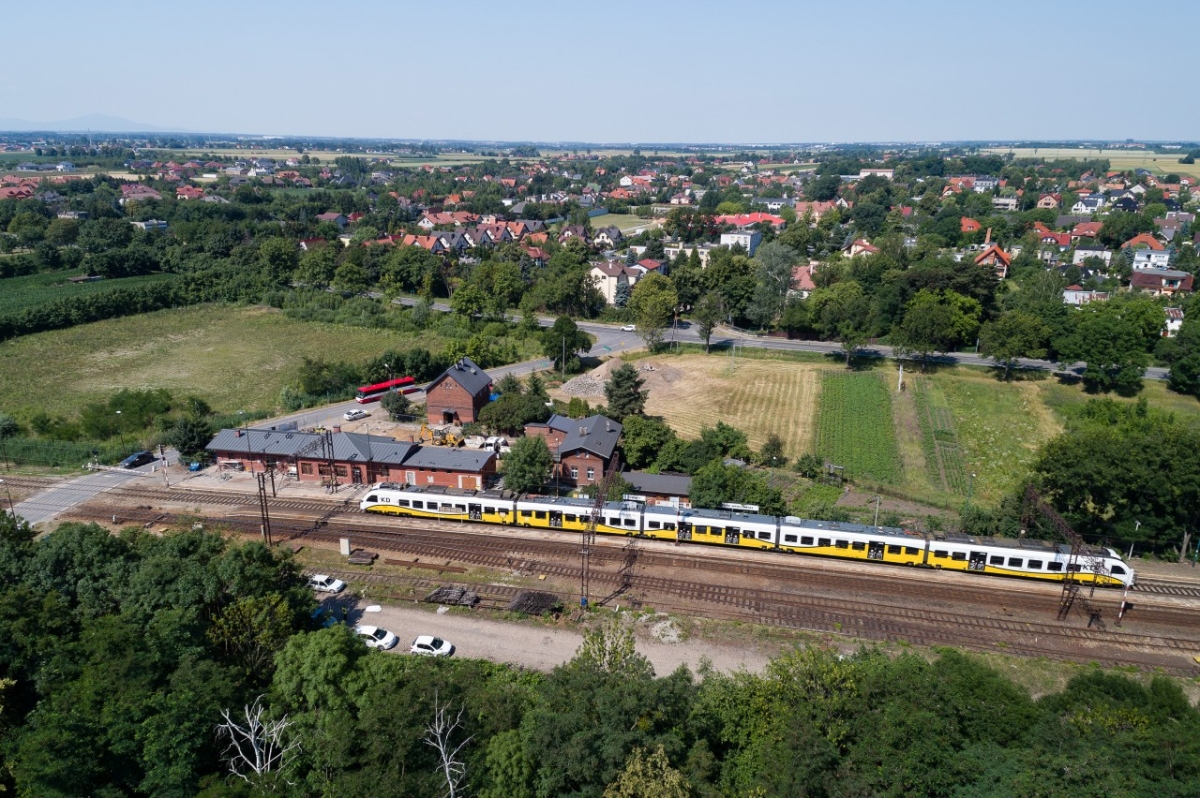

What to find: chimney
left=984, top=228, right=992, bottom=245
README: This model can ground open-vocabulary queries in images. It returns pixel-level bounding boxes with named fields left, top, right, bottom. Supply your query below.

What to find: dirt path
left=324, top=597, right=778, bottom=675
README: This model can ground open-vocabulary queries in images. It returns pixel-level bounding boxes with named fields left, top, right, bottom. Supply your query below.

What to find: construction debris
left=424, top=586, right=479, bottom=606
left=506, top=590, right=562, bottom=616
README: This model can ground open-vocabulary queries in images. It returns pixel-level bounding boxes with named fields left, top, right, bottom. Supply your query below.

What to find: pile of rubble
left=424, top=586, right=479, bottom=606
left=506, top=590, right=562, bottom=616
left=560, top=372, right=607, bottom=398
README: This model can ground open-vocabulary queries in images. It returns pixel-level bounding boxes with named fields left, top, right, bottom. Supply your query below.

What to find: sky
left=2, top=0, right=1195, bottom=144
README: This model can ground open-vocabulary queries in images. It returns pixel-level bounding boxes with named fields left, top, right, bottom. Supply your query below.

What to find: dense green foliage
left=815, top=372, right=902, bottom=483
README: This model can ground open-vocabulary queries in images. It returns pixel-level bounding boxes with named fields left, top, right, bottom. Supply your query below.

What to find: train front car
left=1101, top=549, right=1136, bottom=588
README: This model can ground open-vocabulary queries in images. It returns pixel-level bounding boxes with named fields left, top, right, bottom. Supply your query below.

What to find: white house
left=1132, top=249, right=1172, bottom=270
left=589, top=261, right=639, bottom=306
left=1071, top=196, right=1106, bottom=215
left=1063, top=285, right=1110, bottom=305
left=720, top=230, right=761, bottom=255
left=991, top=196, right=1019, bottom=212
left=1073, top=246, right=1113, bottom=267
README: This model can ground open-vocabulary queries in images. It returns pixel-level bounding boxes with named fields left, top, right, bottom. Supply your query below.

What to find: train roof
left=369, top=483, right=514, bottom=501
left=680, top=506, right=780, bottom=526
left=933, top=530, right=1121, bottom=559
left=781, top=516, right=925, bottom=541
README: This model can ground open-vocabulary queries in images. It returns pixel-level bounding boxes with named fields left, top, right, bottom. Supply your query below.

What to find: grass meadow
left=983, top=147, right=1200, bottom=179
left=0, top=304, right=448, bottom=420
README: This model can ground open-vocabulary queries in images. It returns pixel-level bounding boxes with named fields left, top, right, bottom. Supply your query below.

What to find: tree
left=166, top=415, right=214, bottom=458
left=381, top=389, right=412, bottom=421
left=1058, top=301, right=1151, bottom=393
left=542, top=316, right=593, bottom=375
left=692, top=292, right=723, bottom=353
left=605, top=364, right=648, bottom=421
left=1168, top=316, right=1200, bottom=398
left=979, top=311, right=1051, bottom=380
left=629, top=273, right=678, bottom=351
left=689, top=461, right=785, bottom=515
left=502, top=436, right=552, bottom=493
left=425, top=694, right=473, bottom=798
left=760, top=433, right=787, bottom=467
left=216, top=696, right=300, bottom=786
left=620, top=416, right=676, bottom=469
left=332, top=260, right=371, bottom=296
left=604, top=746, right=692, bottom=798
left=258, top=237, right=299, bottom=287
left=809, top=280, right=870, bottom=365
left=746, top=242, right=797, bottom=329
left=894, top=289, right=982, bottom=366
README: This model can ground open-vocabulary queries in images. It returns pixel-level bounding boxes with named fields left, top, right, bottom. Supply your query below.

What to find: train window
left=934, top=550, right=948, bottom=559
left=851, top=542, right=865, bottom=551
left=608, top=517, right=620, bottom=526
left=397, top=499, right=410, bottom=507
left=802, top=536, right=814, bottom=545
left=727, top=527, right=740, bottom=535
left=905, top=547, right=920, bottom=555
left=366, top=494, right=378, bottom=502
left=1112, top=565, right=1126, bottom=575
left=412, top=500, right=423, bottom=509
left=951, top=552, right=966, bottom=561
left=758, top=531, right=771, bottom=540
left=1047, top=562, right=1063, bottom=571
left=1027, top=560, right=1043, bottom=569
left=1008, top=558, right=1023, bottom=567
left=818, top=538, right=831, bottom=547
left=648, top=521, right=660, bottom=530
left=835, top=540, right=848, bottom=549
left=442, top=503, right=455, bottom=512
left=535, top=511, right=546, bottom=520
left=455, top=505, right=466, bottom=512
left=784, top=534, right=798, bottom=543
left=1066, top=563, right=1081, bottom=573
left=887, top=545, right=902, bottom=554
left=566, top=514, right=577, bottom=523
left=990, top=556, right=1004, bottom=565
left=624, top=518, right=636, bottom=527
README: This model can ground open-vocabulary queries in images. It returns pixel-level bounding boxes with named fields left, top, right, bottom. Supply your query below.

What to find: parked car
left=354, top=625, right=398, bottom=650
left=343, top=409, right=368, bottom=421
left=621, top=324, right=637, bottom=332
left=308, top=574, right=346, bottom=594
left=120, top=451, right=156, bottom=469
left=410, top=635, right=454, bottom=657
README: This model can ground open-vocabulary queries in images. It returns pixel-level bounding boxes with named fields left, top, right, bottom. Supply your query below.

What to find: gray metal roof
left=623, top=471, right=691, bottom=496
left=404, top=447, right=496, bottom=471
left=206, top=428, right=488, bottom=470
left=429, top=357, right=492, bottom=397
left=557, top=414, right=622, bottom=460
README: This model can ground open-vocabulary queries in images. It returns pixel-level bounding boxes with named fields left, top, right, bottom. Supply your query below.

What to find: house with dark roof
left=1129, top=269, right=1193, bottom=297
left=204, top=428, right=497, bottom=489
left=426, top=357, right=493, bottom=425
left=524, top=414, right=622, bottom=488
left=623, top=471, right=692, bottom=507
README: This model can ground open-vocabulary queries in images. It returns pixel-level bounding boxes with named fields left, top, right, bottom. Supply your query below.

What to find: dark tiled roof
left=557, top=414, right=622, bottom=459
left=205, top=428, right=492, bottom=471
left=623, top=471, right=691, bottom=496
left=429, top=357, right=492, bottom=397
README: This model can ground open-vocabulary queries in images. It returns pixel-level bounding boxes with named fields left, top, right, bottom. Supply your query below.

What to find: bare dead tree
left=216, top=695, right=300, bottom=785
left=424, top=692, right=473, bottom=798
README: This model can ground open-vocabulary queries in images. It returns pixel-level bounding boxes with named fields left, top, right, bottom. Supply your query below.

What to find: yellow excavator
left=419, top=423, right=463, bottom=447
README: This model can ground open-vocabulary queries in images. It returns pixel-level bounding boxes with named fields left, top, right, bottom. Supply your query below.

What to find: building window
left=300, top=463, right=313, bottom=475
left=334, top=466, right=348, bottom=478
left=427, top=475, right=434, bottom=483
left=570, top=467, right=579, bottom=479
left=586, top=467, right=595, bottom=481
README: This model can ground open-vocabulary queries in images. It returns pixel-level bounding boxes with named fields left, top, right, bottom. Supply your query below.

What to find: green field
left=0, top=272, right=178, bottom=316
left=591, top=213, right=657, bottom=234
left=983, top=147, right=1200, bottom=180
left=814, top=371, right=903, bottom=484
left=0, top=304, right=450, bottom=420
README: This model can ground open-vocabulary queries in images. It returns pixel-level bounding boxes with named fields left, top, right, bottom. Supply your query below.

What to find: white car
left=410, top=635, right=455, bottom=657
left=343, top=409, right=368, bottom=421
left=308, top=574, right=346, bottom=594
left=621, top=324, right=636, bottom=332
left=354, top=625, right=399, bottom=650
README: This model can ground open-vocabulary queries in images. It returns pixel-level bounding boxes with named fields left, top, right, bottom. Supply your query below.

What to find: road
left=12, top=452, right=176, bottom=526
left=251, top=297, right=1168, bottom=432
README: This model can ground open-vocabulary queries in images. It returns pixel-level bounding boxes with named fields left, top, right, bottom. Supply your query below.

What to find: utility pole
left=874, top=495, right=881, bottom=526
left=256, top=471, right=273, bottom=547
left=0, top=478, right=15, bottom=518
left=580, top=454, right=621, bottom=614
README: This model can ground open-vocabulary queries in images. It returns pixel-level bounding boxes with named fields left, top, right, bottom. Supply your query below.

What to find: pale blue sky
left=2, top=0, right=1194, bottom=142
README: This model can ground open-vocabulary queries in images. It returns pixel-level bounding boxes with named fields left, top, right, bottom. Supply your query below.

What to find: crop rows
left=814, top=372, right=901, bottom=483
left=911, top=377, right=968, bottom=494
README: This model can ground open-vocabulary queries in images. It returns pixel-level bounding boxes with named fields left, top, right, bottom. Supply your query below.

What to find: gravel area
left=324, top=596, right=777, bottom=675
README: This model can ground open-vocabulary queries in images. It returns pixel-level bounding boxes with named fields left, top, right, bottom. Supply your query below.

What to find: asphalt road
left=13, top=451, right=176, bottom=526
left=250, top=298, right=1168, bottom=433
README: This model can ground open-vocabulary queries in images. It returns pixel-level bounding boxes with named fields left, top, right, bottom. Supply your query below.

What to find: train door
left=468, top=503, right=482, bottom=521
left=724, top=526, right=740, bottom=545
left=867, top=541, right=884, bottom=561
left=549, top=510, right=563, bottom=528
left=677, top=521, right=692, bottom=542
left=968, top=551, right=987, bottom=572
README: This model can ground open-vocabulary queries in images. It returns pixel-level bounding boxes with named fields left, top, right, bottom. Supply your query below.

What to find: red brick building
left=524, top=414, right=622, bottom=488
left=205, top=428, right=497, bottom=489
left=426, top=357, right=493, bottom=425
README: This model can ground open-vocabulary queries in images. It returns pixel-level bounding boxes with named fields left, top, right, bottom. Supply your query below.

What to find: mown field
left=0, top=271, right=178, bottom=316
left=0, top=304, right=448, bottom=419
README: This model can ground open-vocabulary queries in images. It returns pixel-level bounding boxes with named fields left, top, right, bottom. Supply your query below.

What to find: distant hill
left=0, top=114, right=183, bottom=133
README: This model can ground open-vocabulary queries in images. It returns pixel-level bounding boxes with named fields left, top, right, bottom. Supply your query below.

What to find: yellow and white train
left=359, top=484, right=1135, bottom=588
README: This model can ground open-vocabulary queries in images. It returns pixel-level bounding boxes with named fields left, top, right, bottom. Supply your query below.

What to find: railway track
left=66, top=503, right=1200, bottom=674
